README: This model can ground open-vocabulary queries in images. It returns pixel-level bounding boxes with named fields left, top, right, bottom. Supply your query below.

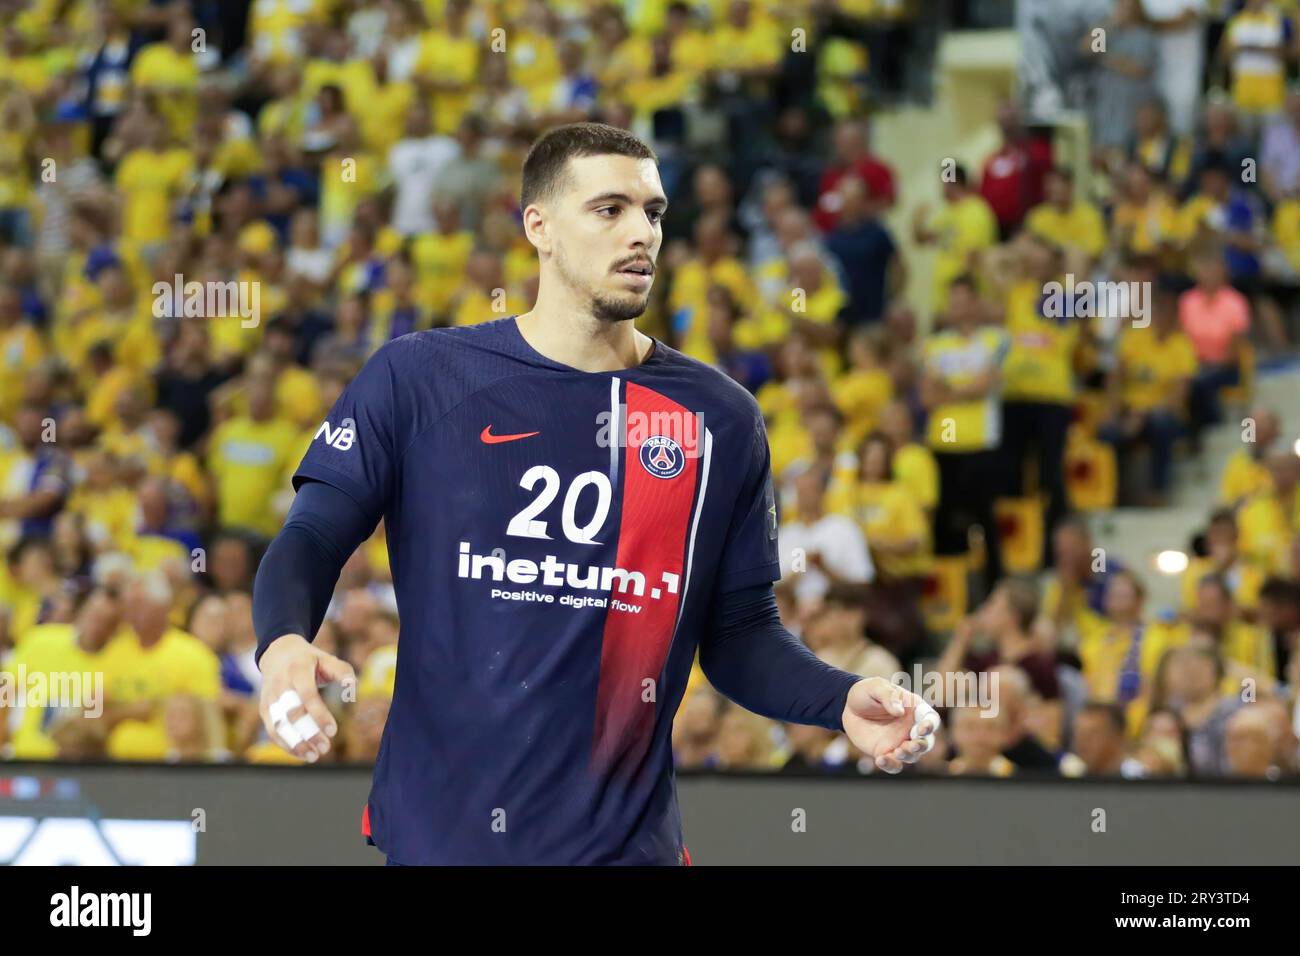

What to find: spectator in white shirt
left=1141, top=0, right=1206, bottom=136
left=777, top=465, right=874, bottom=612
left=388, top=101, right=460, bottom=237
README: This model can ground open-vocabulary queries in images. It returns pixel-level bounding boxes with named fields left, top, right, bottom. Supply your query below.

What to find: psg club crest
left=639, top=435, right=685, bottom=479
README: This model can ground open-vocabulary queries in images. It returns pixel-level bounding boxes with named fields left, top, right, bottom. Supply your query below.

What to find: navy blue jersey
left=294, top=316, right=783, bottom=864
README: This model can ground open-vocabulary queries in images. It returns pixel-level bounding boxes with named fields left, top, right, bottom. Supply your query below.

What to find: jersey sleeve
left=715, top=410, right=782, bottom=594
left=292, top=344, right=400, bottom=523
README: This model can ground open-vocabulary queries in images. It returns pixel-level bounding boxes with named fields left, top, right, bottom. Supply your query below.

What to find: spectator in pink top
left=1179, top=249, right=1250, bottom=451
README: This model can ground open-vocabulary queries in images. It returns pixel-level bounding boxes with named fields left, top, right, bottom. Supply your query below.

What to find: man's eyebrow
left=585, top=191, right=669, bottom=208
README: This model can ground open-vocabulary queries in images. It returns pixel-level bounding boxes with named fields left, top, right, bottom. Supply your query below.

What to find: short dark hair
left=823, top=581, right=868, bottom=611
left=1079, top=701, right=1126, bottom=736
left=1207, top=507, right=1237, bottom=532
left=1199, top=159, right=1232, bottom=180
left=1196, top=572, right=1232, bottom=602
left=520, top=122, right=657, bottom=212
left=1108, top=567, right=1146, bottom=603
left=1259, top=575, right=1300, bottom=607
left=948, top=273, right=979, bottom=296
left=805, top=402, right=845, bottom=428
left=264, top=316, right=294, bottom=338
left=856, top=430, right=895, bottom=476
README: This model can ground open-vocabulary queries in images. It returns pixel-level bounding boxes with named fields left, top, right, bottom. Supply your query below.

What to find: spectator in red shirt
left=1180, top=248, right=1251, bottom=451
left=980, top=102, right=1053, bottom=238
left=813, top=118, right=896, bottom=232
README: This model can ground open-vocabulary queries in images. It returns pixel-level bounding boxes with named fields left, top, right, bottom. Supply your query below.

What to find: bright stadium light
left=1155, top=550, right=1189, bottom=575
left=1293, top=438, right=1300, bottom=457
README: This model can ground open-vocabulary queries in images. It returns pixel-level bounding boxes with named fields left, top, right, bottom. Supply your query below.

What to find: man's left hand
left=841, top=677, right=941, bottom=774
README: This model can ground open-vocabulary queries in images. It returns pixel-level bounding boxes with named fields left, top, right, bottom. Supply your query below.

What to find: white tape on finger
left=293, top=714, right=321, bottom=742
left=269, top=689, right=304, bottom=724
left=274, top=717, right=303, bottom=748
left=910, top=702, right=940, bottom=740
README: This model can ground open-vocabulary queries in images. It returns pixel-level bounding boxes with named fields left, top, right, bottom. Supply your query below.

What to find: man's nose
left=624, top=210, right=658, bottom=250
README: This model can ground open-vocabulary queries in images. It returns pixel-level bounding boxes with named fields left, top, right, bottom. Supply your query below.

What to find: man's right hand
left=257, top=634, right=355, bottom=762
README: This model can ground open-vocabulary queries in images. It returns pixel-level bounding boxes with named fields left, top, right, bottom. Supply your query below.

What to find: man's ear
left=522, top=204, right=549, bottom=255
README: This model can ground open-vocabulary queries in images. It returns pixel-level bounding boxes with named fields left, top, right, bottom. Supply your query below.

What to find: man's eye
left=597, top=206, right=618, bottom=217
left=648, top=209, right=664, bottom=223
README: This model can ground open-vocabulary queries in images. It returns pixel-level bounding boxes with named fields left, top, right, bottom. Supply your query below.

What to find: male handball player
left=251, top=122, right=939, bottom=865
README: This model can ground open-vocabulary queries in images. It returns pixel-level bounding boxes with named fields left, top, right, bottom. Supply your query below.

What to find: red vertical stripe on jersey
left=361, top=804, right=371, bottom=837
left=591, top=381, right=699, bottom=776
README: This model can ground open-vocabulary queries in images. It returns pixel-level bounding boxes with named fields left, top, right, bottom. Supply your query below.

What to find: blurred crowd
left=679, top=0, right=1300, bottom=781
left=0, top=0, right=1297, bottom=780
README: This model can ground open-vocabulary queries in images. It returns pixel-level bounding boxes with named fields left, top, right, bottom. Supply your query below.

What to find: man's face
left=1135, top=102, right=1161, bottom=136
left=1168, top=649, right=1217, bottom=700
left=1074, top=713, right=1121, bottom=772
left=1103, top=575, right=1140, bottom=620
left=947, top=283, right=978, bottom=326
left=1254, top=412, right=1279, bottom=448
left=212, top=539, right=250, bottom=590
left=1053, top=526, right=1088, bottom=574
left=124, top=584, right=169, bottom=636
left=1225, top=718, right=1272, bottom=776
left=805, top=408, right=838, bottom=453
left=77, top=591, right=121, bottom=651
left=1045, top=173, right=1071, bottom=207
left=809, top=604, right=859, bottom=647
left=537, top=154, right=665, bottom=323
left=1195, top=584, right=1231, bottom=628
left=794, top=468, right=824, bottom=518
left=1206, top=520, right=1238, bottom=562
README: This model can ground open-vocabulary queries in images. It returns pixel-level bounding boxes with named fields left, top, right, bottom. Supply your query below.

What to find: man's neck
left=515, top=300, right=655, bottom=373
